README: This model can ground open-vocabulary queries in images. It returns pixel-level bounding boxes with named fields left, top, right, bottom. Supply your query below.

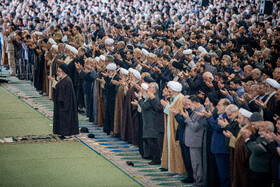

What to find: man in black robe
left=48, top=64, right=79, bottom=138
left=103, top=63, right=120, bottom=135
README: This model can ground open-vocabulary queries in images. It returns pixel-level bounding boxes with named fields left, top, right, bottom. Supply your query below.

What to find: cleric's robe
left=33, top=49, right=44, bottom=91
left=97, top=80, right=106, bottom=127
left=1, top=36, right=9, bottom=67
left=53, top=76, right=79, bottom=136
left=42, top=52, right=52, bottom=95
left=114, top=84, right=126, bottom=134
left=91, top=79, right=98, bottom=124
left=48, top=57, right=54, bottom=99
left=229, top=125, right=255, bottom=187
left=103, top=74, right=120, bottom=135
left=68, top=58, right=85, bottom=110
left=121, top=85, right=139, bottom=146
left=162, top=93, right=186, bottom=174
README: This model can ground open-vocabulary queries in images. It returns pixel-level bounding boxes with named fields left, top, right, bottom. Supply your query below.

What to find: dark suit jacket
left=207, top=113, right=230, bottom=154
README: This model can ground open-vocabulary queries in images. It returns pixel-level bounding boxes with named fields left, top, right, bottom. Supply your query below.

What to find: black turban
left=172, top=61, right=183, bottom=70
left=59, top=63, right=69, bottom=75
left=207, top=92, right=219, bottom=106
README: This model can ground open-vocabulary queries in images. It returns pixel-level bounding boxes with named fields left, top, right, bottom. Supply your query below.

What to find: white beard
left=57, top=75, right=62, bottom=81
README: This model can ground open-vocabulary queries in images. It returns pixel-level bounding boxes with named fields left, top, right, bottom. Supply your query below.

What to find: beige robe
left=162, top=94, right=186, bottom=174
left=113, top=84, right=126, bottom=134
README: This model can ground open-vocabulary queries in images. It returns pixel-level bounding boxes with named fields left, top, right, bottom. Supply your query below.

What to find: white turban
left=183, top=49, right=192, bottom=55
left=62, top=35, right=68, bottom=43
left=148, top=53, right=156, bottom=58
left=69, top=46, right=78, bottom=55
left=198, top=46, right=207, bottom=53
left=167, top=81, right=182, bottom=92
left=51, top=45, right=58, bottom=50
left=106, top=63, right=117, bottom=71
left=34, top=31, right=43, bottom=36
left=266, top=78, right=280, bottom=89
left=65, top=44, right=72, bottom=51
left=131, top=69, right=141, bottom=80
left=105, top=38, right=114, bottom=45
left=155, top=14, right=161, bottom=19
left=100, top=55, right=106, bottom=62
left=48, top=38, right=57, bottom=45
left=95, top=57, right=100, bottom=63
left=119, top=68, right=129, bottom=75
left=128, top=68, right=134, bottom=73
left=141, top=49, right=149, bottom=56
left=141, top=83, right=149, bottom=91
left=239, top=108, right=253, bottom=119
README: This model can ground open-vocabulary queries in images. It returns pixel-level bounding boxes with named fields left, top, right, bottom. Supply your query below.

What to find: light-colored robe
left=162, top=93, right=186, bottom=174
left=114, top=84, right=126, bottom=134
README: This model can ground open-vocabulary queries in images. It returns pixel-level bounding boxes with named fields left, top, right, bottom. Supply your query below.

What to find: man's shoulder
left=59, top=76, right=73, bottom=85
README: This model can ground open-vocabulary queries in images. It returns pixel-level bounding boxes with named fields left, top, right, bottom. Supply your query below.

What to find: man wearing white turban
left=103, top=63, right=119, bottom=135
left=160, top=81, right=186, bottom=176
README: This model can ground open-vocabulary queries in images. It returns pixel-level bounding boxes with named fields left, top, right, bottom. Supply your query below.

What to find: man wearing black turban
left=48, top=64, right=79, bottom=138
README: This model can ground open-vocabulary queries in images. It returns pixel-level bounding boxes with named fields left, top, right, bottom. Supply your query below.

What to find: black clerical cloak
left=103, top=74, right=120, bottom=135
left=53, top=76, right=79, bottom=136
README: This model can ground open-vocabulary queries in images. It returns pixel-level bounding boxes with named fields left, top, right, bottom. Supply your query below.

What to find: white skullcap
left=106, top=63, right=117, bottom=71
left=142, top=49, right=149, bottom=56
left=95, top=57, right=100, bottom=63
left=167, top=81, right=182, bottom=92
left=69, top=46, right=78, bottom=55
left=239, top=108, right=253, bottom=119
left=105, top=38, right=114, bottom=45
left=148, top=53, right=156, bottom=58
left=141, top=83, right=149, bottom=91
left=198, top=46, right=207, bottom=53
left=119, top=68, right=129, bottom=75
left=100, top=55, right=106, bottom=61
left=131, top=69, right=141, bottom=80
left=183, top=49, right=192, bottom=55
left=48, top=38, right=57, bottom=45
left=51, top=45, right=58, bottom=50
left=34, top=31, right=43, bottom=36
left=266, top=78, right=280, bottom=89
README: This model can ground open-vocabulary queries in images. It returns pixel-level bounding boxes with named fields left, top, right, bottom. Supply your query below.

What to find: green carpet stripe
left=144, top=173, right=174, bottom=177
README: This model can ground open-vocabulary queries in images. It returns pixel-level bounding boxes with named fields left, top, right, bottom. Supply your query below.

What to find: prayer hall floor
left=0, top=74, right=192, bottom=186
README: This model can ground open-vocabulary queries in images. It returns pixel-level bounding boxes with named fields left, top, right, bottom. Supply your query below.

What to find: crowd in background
left=1, top=0, right=280, bottom=186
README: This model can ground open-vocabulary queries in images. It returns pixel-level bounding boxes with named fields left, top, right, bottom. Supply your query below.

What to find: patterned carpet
left=1, top=74, right=192, bottom=187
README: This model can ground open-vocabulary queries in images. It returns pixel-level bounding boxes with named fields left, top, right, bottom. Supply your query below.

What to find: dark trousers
left=147, top=138, right=161, bottom=163
left=215, top=153, right=230, bottom=187
left=158, top=132, right=164, bottom=157
left=251, top=171, right=272, bottom=187
left=180, top=143, right=193, bottom=179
